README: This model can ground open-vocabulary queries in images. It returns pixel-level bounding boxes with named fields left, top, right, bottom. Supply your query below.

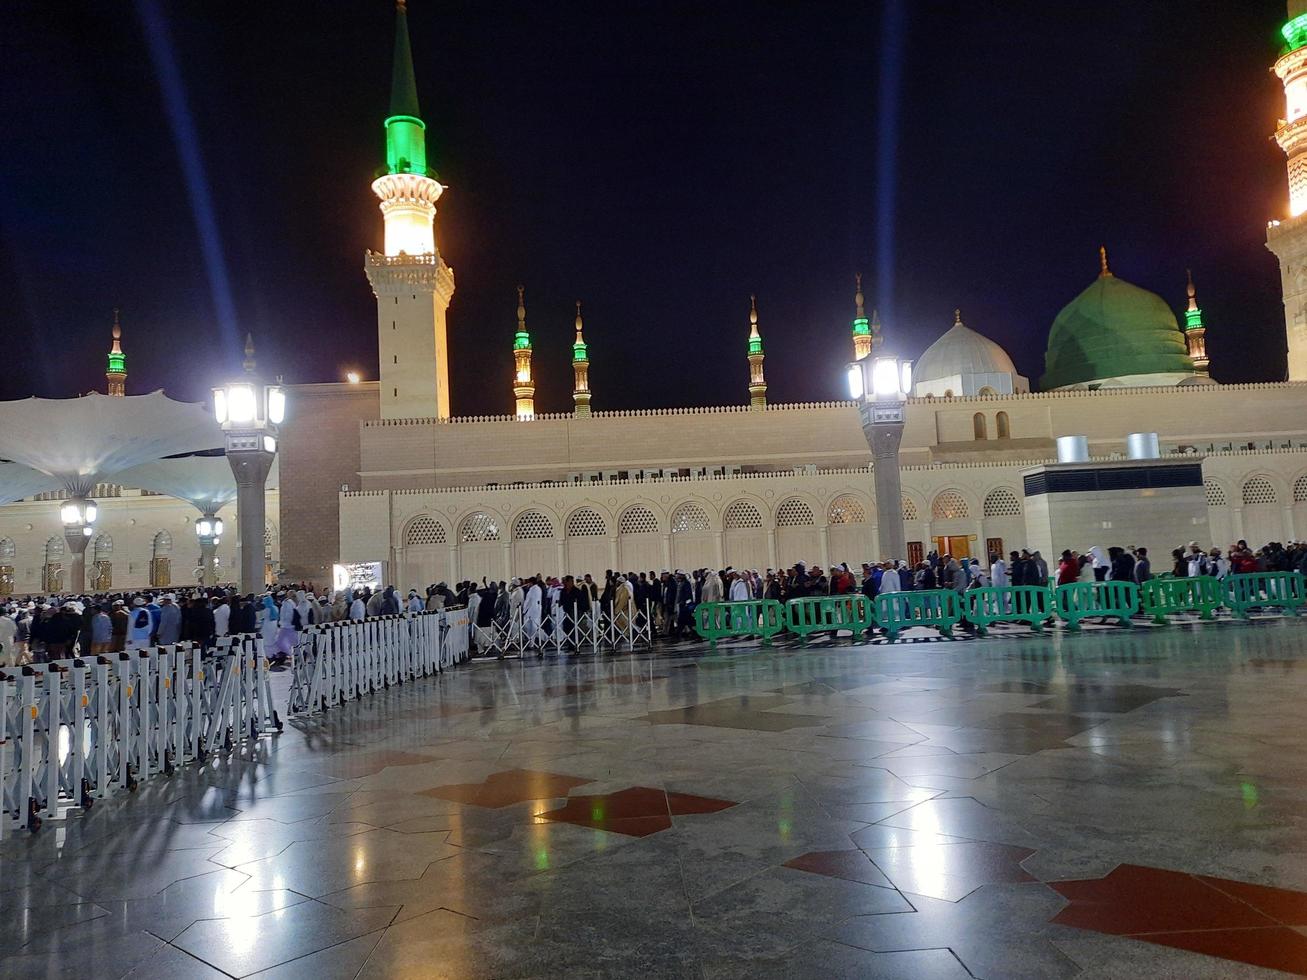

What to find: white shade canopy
left=0, top=391, right=224, bottom=496
left=111, top=453, right=238, bottom=515
left=0, top=462, right=62, bottom=505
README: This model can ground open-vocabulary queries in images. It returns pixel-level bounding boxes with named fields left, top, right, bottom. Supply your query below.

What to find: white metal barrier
left=284, top=609, right=469, bottom=716
left=0, top=635, right=281, bottom=838
left=471, top=602, right=654, bottom=657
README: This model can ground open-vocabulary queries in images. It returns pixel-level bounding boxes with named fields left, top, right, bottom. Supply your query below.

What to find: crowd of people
left=1, top=537, right=1303, bottom=665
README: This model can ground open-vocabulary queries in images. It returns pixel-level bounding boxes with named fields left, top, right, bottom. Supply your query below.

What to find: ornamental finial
left=1099, top=244, right=1111, bottom=278
left=243, top=333, right=256, bottom=373
left=516, top=284, right=526, bottom=325
left=854, top=273, right=865, bottom=319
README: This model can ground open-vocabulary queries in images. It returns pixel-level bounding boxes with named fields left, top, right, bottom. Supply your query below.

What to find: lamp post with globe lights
left=213, top=336, right=285, bottom=594
left=194, top=514, right=224, bottom=587
left=848, top=354, right=914, bottom=563
left=60, top=496, right=97, bottom=593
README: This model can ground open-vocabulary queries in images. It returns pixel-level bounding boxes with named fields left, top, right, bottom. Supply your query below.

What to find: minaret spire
left=852, top=273, right=873, bottom=360
left=1183, top=268, right=1210, bottom=376
left=105, top=309, right=126, bottom=396
left=513, top=285, right=535, bottom=419
left=572, top=301, right=591, bottom=417
left=366, top=0, right=456, bottom=419
left=1099, top=245, right=1112, bottom=278
left=748, top=295, right=767, bottom=409
left=1267, top=8, right=1307, bottom=379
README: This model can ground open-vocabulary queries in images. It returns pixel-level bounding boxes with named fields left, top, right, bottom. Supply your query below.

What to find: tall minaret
left=1266, top=1, right=1307, bottom=381
left=851, top=274, right=873, bottom=360
left=105, top=309, right=126, bottom=396
left=572, top=301, right=591, bottom=417
left=513, top=285, right=535, bottom=420
left=747, top=295, right=767, bottom=409
left=1183, top=270, right=1210, bottom=375
left=364, top=0, right=457, bottom=419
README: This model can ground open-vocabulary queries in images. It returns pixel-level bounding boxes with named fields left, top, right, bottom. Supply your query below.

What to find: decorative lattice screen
left=460, top=512, right=502, bottom=542
left=670, top=503, right=710, bottom=533
left=983, top=488, right=1020, bottom=518
left=775, top=498, right=815, bottom=527
left=1204, top=481, right=1227, bottom=507
left=932, top=490, right=969, bottom=520
left=406, top=516, right=447, bottom=545
left=827, top=495, right=867, bottom=525
left=1242, top=477, right=1277, bottom=506
left=903, top=497, right=919, bottom=521
left=723, top=501, right=763, bottom=530
left=566, top=508, right=608, bottom=537
left=619, top=507, right=659, bottom=534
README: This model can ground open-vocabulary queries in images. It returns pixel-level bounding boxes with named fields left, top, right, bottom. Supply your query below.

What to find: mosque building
left=2, top=1, right=1307, bottom=595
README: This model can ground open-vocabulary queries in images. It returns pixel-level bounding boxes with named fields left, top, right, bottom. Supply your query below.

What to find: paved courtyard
left=6, top=619, right=1307, bottom=978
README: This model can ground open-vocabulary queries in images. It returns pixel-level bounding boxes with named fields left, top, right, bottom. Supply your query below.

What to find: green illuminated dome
left=1040, top=253, right=1195, bottom=390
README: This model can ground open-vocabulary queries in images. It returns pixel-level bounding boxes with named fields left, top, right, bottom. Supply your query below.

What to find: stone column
left=228, top=451, right=274, bottom=595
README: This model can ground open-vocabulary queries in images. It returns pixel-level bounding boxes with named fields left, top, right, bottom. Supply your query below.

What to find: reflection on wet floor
left=5, top=620, right=1307, bottom=977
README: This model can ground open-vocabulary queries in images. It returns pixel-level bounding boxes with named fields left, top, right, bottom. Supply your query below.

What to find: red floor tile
left=1196, top=874, right=1307, bottom=925
left=421, top=769, right=593, bottom=808
left=1050, top=864, right=1275, bottom=935
left=784, top=849, right=894, bottom=887
left=537, top=787, right=736, bottom=837
left=1143, top=926, right=1307, bottom=976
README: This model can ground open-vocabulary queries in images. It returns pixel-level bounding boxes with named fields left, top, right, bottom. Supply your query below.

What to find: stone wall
left=278, top=381, right=379, bottom=583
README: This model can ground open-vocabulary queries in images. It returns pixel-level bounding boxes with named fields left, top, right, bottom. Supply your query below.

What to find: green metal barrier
left=1054, top=581, right=1139, bottom=630
left=1225, top=572, right=1307, bottom=619
left=873, top=589, right=963, bottom=642
left=965, top=586, right=1053, bottom=635
left=1139, top=576, right=1224, bottom=624
left=785, top=595, right=875, bottom=640
left=693, top=600, right=786, bottom=645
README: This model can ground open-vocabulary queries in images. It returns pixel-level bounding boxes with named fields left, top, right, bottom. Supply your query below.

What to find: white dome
left=915, top=317, right=1018, bottom=383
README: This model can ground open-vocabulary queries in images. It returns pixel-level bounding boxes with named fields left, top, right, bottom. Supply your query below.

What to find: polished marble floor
left=7, top=619, right=1307, bottom=978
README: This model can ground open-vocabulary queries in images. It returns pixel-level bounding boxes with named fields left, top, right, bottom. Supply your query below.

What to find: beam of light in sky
left=875, top=0, right=905, bottom=331
left=135, top=0, right=239, bottom=356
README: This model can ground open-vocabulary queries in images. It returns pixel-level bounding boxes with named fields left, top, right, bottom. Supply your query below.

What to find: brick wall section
left=278, top=382, right=379, bottom=583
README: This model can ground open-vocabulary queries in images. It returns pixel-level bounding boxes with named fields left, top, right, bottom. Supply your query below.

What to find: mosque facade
left=3, top=3, right=1307, bottom=595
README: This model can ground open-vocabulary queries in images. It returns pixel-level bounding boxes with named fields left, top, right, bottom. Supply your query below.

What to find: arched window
left=973, top=413, right=987, bottom=440
left=265, top=521, right=279, bottom=561
left=0, top=538, right=15, bottom=562
left=512, top=511, right=555, bottom=540
left=723, top=501, right=763, bottom=530
left=996, top=411, right=1011, bottom=439
left=828, top=495, right=868, bottom=525
left=1242, top=477, right=1277, bottom=505
left=775, top=498, right=815, bottom=527
left=152, top=530, right=172, bottom=556
left=902, top=497, right=919, bottom=521
left=1204, top=480, right=1228, bottom=507
left=670, top=502, right=710, bottom=533
left=1294, top=474, right=1307, bottom=503
left=978, top=386, right=996, bottom=397
left=459, top=512, right=502, bottom=542
left=45, top=536, right=65, bottom=561
left=93, top=533, right=114, bottom=561
left=932, top=490, right=970, bottom=520
left=405, top=515, right=448, bottom=545
left=982, top=488, right=1021, bottom=518
left=566, top=508, right=607, bottom=537
left=618, top=506, right=659, bottom=534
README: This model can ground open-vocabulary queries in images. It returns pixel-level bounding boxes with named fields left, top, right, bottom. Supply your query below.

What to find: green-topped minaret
left=513, top=286, right=535, bottom=419
left=106, top=309, right=126, bottom=396
left=748, top=295, right=766, bottom=408
left=573, top=301, right=591, bottom=417
left=385, top=0, right=429, bottom=177
left=365, top=0, right=457, bottom=420
left=852, top=273, right=873, bottom=360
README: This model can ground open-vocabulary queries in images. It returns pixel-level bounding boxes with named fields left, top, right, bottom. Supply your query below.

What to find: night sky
left=0, top=1, right=1294, bottom=412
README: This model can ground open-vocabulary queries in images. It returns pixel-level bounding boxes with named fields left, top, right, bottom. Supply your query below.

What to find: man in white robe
left=523, top=578, right=542, bottom=646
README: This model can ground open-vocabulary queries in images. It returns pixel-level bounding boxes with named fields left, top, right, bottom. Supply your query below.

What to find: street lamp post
left=60, top=496, right=97, bottom=593
left=195, top=514, right=224, bottom=587
left=849, top=355, right=913, bottom=563
left=213, top=337, right=284, bottom=595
